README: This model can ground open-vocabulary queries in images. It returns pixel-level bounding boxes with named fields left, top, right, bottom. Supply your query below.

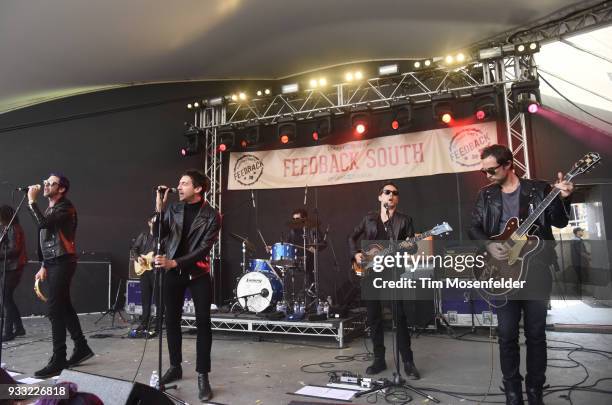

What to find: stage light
left=277, top=121, right=296, bottom=145
left=239, top=124, right=260, bottom=149
left=391, top=120, right=399, bottom=130
left=529, top=42, right=537, bottom=50
left=432, top=93, right=455, bottom=124
left=356, top=123, right=366, bottom=134
left=456, top=53, right=465, bottom=63
left=238, top=92, right=247, bottom=101
left=318, top=77, right=327, bottom=86
left=312, top=131, right=319, bottom=141
left=517, top=44, right=525, bottom=53
left=187, top=103, right=193, bottom=109
left=264, top=88, right=271, bottom=95
left=240, top=139, right=248, bottom=148
left=351, top=113, right=368, bottom=136
left=527, top=102, right=539, bottom=114
left=476, top=110, right=486, bottom=120
left=231, top=94, right=238, bottom=101
left=413, top=61, right=421, bottom=69
left=345, top=72, right=354, bottom=82
left=181, top=125, right=204, bottom=156
left=445, top=55, right=454, bottom=64
left=354, top=71, right=363, bottom=80
left=310, top=112, right=332, bottom=142
left=218, top=131, right=235, bottom=152
left=390, top=99, right=412, bottom=131
left=256, top=90, right=262, bottom=96
left=208, top=97, right=224, bottom=106
left=281, top=83, right=299, bottom=94
left=473, top=87, right=498, bottom=120
left=478, top=46, right=502, bottom=60
left=424, top=59, right=431, bottom=67
left=309, top=79, right=318, bottom=88
left=193, top=102, right=200, bottom=108
left=514, top=42, right=540, bottom=54
left=379, top=64, right=399, bottom=76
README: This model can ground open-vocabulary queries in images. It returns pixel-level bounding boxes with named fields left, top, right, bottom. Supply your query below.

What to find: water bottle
left=149, top=370, right=159, bottom=389
left=183, top=298, right=188, bottom=313
left=276, top=301, right=283, bottom=313
left=293, top=301, right=299, bottom=314
left=316, top=299, right=324, bottom=315
left=279, top=301, right=287, bottom=314
left=299, top=301, right=305, bottom=314
left=189, top=299, right=195, bottom=314
left=323, top=302, right=330, bottom=318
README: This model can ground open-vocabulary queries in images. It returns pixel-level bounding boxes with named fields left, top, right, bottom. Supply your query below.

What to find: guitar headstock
left=567, top=152, right=602, bottom=179
left=431, top=222, right=453, bottom=236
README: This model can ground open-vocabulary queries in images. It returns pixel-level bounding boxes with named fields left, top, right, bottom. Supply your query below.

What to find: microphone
left=251, top=190, right=256, bottom=208
left=260, top=288, right=269, bottom=298
left=154, top=186, right=177, bottom=193
left=383, top=203, right=389, bottom=209
left=323, top=224, right=330, bottom=242
left=15, top=186, right=34, bottom=192
left=303, top=185, right=308, bottom=205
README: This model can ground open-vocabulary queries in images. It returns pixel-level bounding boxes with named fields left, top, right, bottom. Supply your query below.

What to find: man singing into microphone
left=348, top=181, right=419, bottom=378
left=154, top=170, right=221, bottom=401
left=26, top=174, right=94, bottom=378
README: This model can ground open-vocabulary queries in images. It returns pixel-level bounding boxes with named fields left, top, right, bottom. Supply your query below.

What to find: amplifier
left=125, top=279, right=192, bottom=316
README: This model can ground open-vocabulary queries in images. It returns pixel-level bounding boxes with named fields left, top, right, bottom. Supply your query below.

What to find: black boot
left=160, top=365, right=182, bottom=385
left=68, top=344, right=94, bottom=367
left=365, top=357, right=387, bottom=375
left=502, top=380, right=524, bottom=405
left=526, top=386, right=544, bottom=405
left=14, top=326, right=25, bottom=337
left=34, top=354, right=68, bottom=378
left=403, top=361, right=420, bottom=380
left=2, top=331, right=15, bottom=342
left=198, top=373, right=213, bottom=402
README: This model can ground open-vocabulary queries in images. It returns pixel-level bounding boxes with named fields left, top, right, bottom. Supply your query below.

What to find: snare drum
left=270, top=242, right=298, bottom=266
left=248, top=258, right=274, bottom=273
left=236, top=271, right=283, bottom=313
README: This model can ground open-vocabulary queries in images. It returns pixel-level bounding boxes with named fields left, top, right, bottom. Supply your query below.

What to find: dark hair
left=181, top=169, right=209, bottom=196
left=480, top=144, right=513, bottom=166
left=291, top=208, right=308, bottom=218
left=49, top=172, right=70, bottom=194
left=378, top=181, right=399, bottom=195
left=0, top=205, right=18, bottom=225
left=573, top=227, right=583, bottom=236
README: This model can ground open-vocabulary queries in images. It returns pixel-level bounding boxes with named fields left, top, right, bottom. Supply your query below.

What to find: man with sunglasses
left=348, top=181, right=419, bottom=379
left=469, top=144, right=573, bottom=405
left=26, top=174, right=94, bottom=378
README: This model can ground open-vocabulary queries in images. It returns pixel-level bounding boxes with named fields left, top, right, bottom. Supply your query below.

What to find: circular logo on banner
left=234, top=154, right=264, bottom=186
left=449, top=127, right=493, bottom=167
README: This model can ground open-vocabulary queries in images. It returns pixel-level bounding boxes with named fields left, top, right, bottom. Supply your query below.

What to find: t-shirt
left=499, top=185, right=520, bottom=231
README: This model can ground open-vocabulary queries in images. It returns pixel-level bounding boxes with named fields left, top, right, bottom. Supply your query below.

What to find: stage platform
left=181, top=311, right=366, bottom=348
left=2, top=314, right=612, bottom=404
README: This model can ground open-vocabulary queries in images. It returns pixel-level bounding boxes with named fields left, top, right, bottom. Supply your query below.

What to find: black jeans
left=366, top=300, right=413, bottom=363
left=3, top=269, right=24, bottom=334
left=46, top=257, right=87, bottom=358
left=496, top=299, right=548, bottom=388
left=164, top=271, right=212, bottom=373
left=140, top=270, right=158, bottom=326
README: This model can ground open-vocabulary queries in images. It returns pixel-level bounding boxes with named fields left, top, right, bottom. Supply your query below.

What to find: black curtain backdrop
left=0, top=82, right=610, bottom=308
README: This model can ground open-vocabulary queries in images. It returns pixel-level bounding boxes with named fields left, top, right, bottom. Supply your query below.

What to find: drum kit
left=231, top=217, right=325, bottom=315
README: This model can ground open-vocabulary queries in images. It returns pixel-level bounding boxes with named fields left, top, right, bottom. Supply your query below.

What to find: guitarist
left=348, top=181, right=419, bottom=379
left=130, top=214, right=158, bottom=332
left=468, top=144, right=574, bottom=405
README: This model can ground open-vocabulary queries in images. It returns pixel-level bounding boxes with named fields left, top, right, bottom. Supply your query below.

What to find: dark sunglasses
left=382, top=189, right=399, bottom=196
left=43, top=180, right=59, bottom=187
left=480, top=164, right=502, bottom=175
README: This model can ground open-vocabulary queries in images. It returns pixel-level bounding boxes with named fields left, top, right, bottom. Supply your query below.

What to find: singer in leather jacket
left=28, top=197, right=77, bottom=262
left=0, top=205, right=27, bottom=340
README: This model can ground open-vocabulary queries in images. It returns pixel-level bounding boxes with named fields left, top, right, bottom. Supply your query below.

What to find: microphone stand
left=0, top=192, right=27, bottom=365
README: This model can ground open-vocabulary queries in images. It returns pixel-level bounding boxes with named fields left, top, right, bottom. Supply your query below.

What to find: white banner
left=228, top=121, right=498, bottom=190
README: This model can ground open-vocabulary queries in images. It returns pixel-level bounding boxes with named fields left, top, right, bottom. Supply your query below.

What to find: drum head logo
left=449, top=127, right=493, bottom=167
left=234, top=155, right=264, bottom=186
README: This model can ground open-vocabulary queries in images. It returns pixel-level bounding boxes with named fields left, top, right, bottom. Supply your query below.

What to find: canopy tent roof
left=0, top=0, right=600, bottom=113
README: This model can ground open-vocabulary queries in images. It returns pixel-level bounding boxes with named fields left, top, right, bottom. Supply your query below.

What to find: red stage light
left=312, top=131, right=319, bottom=141
left=355, top=123, right=366, bottom=135
left=241, top=140, right=248, bottom=148
left=476, top=110, right=486, bottom=120
left=218, top=144, right=227, bottom=152
left=441, top=113, right=452, bottom=124
left=180, top=148, right=187, bottom=156
left=527, top=102, right=539, bottom=114
left=391, top=120, right=400, bottom=130
left=280, top=134, right=290, bottom=144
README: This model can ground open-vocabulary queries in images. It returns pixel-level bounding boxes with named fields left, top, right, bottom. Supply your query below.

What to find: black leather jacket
left=348, top=210, right=417, bottom=259
left=469, top=178, right=570, bottom=242
left=155, top=200, right=221, bottom=276
left=0, top=224, right=27, bottom=271
left=28, top=197, right=77, bottom=263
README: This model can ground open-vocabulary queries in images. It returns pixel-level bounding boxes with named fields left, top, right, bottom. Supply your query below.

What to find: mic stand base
left=354, top=374, right=440, bottom=403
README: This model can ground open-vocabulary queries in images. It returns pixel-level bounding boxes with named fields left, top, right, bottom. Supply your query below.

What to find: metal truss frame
left=181, top=313, right=366, bottom=348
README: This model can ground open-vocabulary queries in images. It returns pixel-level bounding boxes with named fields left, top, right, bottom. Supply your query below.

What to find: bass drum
left=236, top=271, right=283, bottom=313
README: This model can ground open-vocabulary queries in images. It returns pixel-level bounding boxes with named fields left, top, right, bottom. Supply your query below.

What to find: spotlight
left=309, top=79, right=318, bottom=88
left=432, top=93, right=455, bottom=124
left=345, top=72, right=354, bottom=82
left=351, top=112, right=368, bottom=136
left=517, top=44, right=525, bottom=53
left=256, top=90, right=263, bottom=96
left=378, top=64, right=399, bottom=76
left=318, top=77, right=327, bottom=86
left=413, top=61, right=421, bottom=69
left=514, top=42, right=540, bottom=54
left=239, top=124, right=261, bottom=149
left=456, top=53, right=465, bottom=63
left=424, top=59, right=431, bottom=67
left=282, top=83, right=299, bottom=94
left=390, top=99, right=412, bottom=131
left=181, top=125, right=204, bottom=156
left=238, top=92, right=247, bottom=101
left=187, top=103, right=193, bottom=109
left=218, top=131, right=235, bottom=152
left=311, top=112, right=332, bottom=141
left=264, top=88, right=271, bottom=95
left=473, top=87, right=498, bottom=120
left=445, top=55, right=454, bottom=64
left=529, top=42, right=537, bottom=50
left=511, top=79, right=541, bottom=113
left=277, top=121, right=296, bottom=145
left=527, top=102, right=539, bottom=114
left=354, top=71, right=363, bottom=80
left=231, top=94, right=238, bottom=101
left=193, top=102, right=200, bottom=108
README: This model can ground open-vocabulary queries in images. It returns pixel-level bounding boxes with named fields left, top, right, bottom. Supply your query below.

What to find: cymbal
left=229, top=233, right=256, bottom=251
left=286, top=218, right=318, bottom=229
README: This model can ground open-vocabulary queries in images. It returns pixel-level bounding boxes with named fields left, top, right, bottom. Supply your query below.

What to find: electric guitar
left=134, top=251, right=155, bottom=276
left=473, top=152, right=601, bottom=296
left=352, top=222, right=453, bottom=277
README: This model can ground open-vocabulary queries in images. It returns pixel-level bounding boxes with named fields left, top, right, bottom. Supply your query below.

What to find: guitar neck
left=515, top=177, right=570, bottom=237
left=376, top=230, right=432, bottom=256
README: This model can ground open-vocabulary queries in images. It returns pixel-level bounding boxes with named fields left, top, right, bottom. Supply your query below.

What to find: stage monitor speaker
left=57, top=369, right=173, bottom=405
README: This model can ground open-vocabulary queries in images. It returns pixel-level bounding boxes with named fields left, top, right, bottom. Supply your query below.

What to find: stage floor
left=2, top=314, right=611, bottom=405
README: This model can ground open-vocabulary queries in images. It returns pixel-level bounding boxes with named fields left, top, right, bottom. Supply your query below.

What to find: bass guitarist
left=468, top=144, right=573, bottom=405
left=348, top=181, right=419, bottom=379
left=130, top=214, right=158, bottom=332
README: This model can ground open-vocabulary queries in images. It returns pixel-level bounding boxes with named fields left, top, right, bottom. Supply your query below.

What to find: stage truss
left=181, top=312, right=366, bottom=348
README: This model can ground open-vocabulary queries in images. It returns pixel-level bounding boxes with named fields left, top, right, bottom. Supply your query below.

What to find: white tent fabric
left=535, top=25, right=612, bottom=136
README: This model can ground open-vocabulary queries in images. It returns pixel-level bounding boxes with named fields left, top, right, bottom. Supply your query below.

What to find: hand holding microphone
left=155, top=185, right=174, bottom=213
left=27, top=184, right=41, bottom=203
